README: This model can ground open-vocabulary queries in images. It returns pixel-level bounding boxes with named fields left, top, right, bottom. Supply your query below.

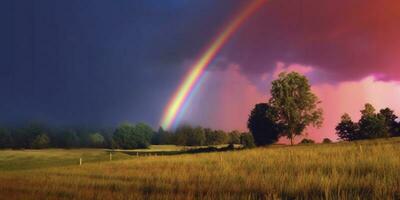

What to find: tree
left=228, top=130, right=241, bottom=144
left=205, top=129, right=227, bottom=145
left=13, top=122, right=48, bottom=149
left=359, top=104, right=389, bottom=139
left=112, top=122, right=153, bottom=149
left=379, top=108, right=399, bottom=136
left=135, top=123, right=154, bottom=143
left=322, top=138, right=332, bottom=144
left=247, top=103, right=281, bottom=146
left=152, top=127, right=164, bottom=145
left=240, top=133, right=256, bottom=148
left=175, top=125, right=206, bottom=146
left=174, top=124, right=191, bottom=146
left=31, top=133, right=50, bottom=149
left=189, top=127, right=206, bottom=146
left=336, top=113, right=359, bottom=141
left=88, top=133, right=105, bottom=147
left=269, top=72, right=323, bottom=145
left=159, top=130, right=174, bottom=145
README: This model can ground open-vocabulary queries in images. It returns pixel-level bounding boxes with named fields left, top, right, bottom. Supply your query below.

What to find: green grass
left=0, top=149, right=131, bottom=171
left=0, top=145, right=187, bottom=171
left=0, top=138, right=399, bottom=199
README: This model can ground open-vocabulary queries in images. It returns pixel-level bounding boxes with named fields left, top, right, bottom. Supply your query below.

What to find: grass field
left=0, top=138, right=399, bottom=199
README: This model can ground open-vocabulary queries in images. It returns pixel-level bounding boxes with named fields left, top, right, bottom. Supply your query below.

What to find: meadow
left=0, top=138, right=399, bottom=199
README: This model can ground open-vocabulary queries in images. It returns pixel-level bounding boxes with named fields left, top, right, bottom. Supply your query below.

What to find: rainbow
left=160, top=0, right=267, bottom=130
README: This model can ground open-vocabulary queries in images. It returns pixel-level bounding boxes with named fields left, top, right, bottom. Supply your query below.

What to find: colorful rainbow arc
left=160, top=0, right=267, bottom=130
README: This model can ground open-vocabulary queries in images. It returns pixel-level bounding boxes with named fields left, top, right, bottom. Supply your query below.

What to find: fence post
left=110, top=152, right=112, bottom=161
left=79, top=158, right=82, bottom=166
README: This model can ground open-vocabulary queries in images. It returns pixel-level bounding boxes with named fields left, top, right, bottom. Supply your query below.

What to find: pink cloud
left=272, top=62, right=314, bottom=79
left=308, top=76, right=400, bottom=142
left=183, top=64, right=265, bottom=131
left=184, top=63, right=400, bottom=143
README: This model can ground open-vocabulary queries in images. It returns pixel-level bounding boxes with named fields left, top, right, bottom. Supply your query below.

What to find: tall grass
left=0, top=138, right=399, bottom=199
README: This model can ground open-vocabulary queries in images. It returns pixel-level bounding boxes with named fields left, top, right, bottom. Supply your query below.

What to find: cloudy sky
left=1, top=0, right=400, bottom=141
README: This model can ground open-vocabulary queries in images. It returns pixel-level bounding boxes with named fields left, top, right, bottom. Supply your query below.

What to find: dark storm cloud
left=1, top=0, right=399, bottom=127
left=0, top=0, right=244, bottom=126
left=223, top=0, right=400, bottom=82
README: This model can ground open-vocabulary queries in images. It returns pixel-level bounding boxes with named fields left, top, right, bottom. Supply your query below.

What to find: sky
left=1, top=0, right=400, bottom=141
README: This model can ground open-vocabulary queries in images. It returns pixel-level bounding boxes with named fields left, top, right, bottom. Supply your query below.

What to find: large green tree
left=269, top=72, right=323, bottom=145
left=247, top=103, right=281, bottom=146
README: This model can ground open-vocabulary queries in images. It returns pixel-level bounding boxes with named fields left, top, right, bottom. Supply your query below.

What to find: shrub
left=322, top=138, right=332, bottom=143
left=299, top=138, right=315, bottom=144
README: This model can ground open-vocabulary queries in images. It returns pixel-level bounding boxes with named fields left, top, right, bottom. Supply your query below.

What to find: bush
left=299, top=138, right=315, bottom=144
left=322, top=138, right=332, bottom=143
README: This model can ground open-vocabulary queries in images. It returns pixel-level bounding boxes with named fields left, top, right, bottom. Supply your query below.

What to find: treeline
left=336, top=103, right=400, bottom=141
left=152, top=125, right=255, bottom=148
left=0, top=122, right=254, bottom=149
left=0, top=123, right=114, bottom=149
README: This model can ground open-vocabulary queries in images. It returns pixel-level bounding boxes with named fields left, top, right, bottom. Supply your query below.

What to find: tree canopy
left=247, top=103, right=281, bottom=146
left=269, top=72, right=323, bottom=145
left=336, top=113, right=359, bottom=141
left=112, top=123, right=153, bottom=149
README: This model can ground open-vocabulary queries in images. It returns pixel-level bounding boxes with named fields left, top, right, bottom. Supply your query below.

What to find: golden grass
left=0, top=138, right=399, bottom=199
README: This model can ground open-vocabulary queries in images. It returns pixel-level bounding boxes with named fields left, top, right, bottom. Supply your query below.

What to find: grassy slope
left=0, top=138, right=399, bottom=199
left=0, top=145, right=183, bottom=170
